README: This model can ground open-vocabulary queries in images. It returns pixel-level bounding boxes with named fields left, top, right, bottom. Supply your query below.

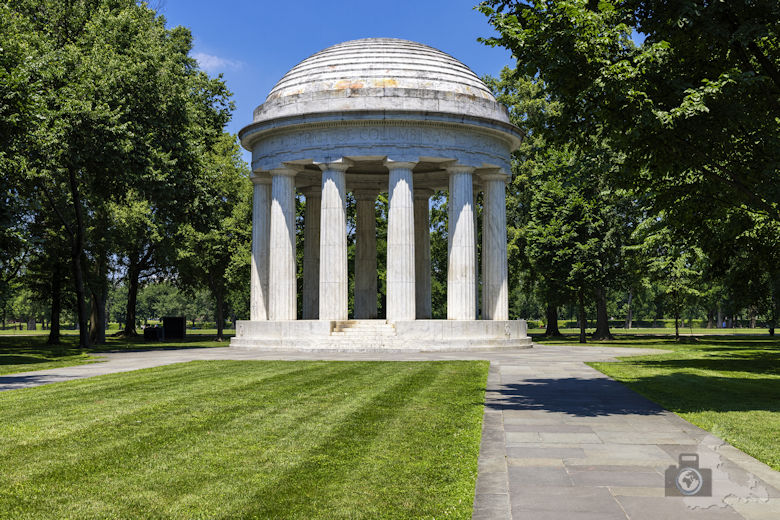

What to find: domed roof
left=267, top=38, right=496, bottom=102
left=252, top=38, right=510, bottom=124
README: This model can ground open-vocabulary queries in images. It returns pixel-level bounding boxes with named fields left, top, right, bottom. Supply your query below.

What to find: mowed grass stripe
left=323, top=361, right=485, bottom=518
left=0, top=360, right=488, bottom=519
left=237, top=362, right=445, bottom=518
left=150, top=361, right=421, bottom=517
left=1, top=362, right=368, bottom=493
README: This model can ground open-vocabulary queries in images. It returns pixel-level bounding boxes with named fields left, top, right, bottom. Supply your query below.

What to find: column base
left=230, top=319, right=533, bottom=352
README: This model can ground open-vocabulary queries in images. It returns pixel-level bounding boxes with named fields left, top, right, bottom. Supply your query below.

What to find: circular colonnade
left=231, top=38, right=531, bottom=350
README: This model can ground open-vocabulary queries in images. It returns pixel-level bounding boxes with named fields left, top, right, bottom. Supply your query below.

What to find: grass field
left=0, top=360, right=487, bottom=519
left=0, top=335, right=228, bottom=375
left=533, top=333, right=780, bottom=471
left=527, top=327, right=773, bottom=336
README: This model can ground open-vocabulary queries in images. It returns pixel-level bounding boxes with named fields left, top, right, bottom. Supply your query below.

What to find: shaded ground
left=0, top=335, right=229, bottom=375
left=535, top=333, right=780, bottom=472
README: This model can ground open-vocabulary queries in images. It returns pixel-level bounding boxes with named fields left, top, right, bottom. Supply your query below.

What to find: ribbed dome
left=252, top=38, right=510, bottom=124
left=267, top=38, right=496, bottom=103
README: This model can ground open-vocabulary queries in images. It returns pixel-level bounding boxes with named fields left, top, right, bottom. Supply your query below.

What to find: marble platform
left=230, top=319, right=533, bottom=351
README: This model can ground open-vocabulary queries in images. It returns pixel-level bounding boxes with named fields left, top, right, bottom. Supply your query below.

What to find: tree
left=8, top=0, right=232, bottom=346
left=177, top=133, right=251, bottom=341
left=480, top=0, right=780, bottom=225
left=486, top=69, right=632, bottom=341
left=633, top=217, right=703, bottom=340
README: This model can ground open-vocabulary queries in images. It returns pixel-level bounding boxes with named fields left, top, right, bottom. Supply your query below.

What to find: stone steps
left=330, top=320, right=397, bottom=337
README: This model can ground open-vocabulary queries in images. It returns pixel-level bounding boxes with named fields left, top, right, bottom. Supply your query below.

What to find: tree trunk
left=215, top=289, right=224, bottom=342
left=47, top=262, right=62, bottom=345
left=706, top=309, right=714, bottom=329
left=89, top=292, right=98, bottom=343
left=71, top=241, right=89, bottom=348
left=123, top=260, right=141, bottom=336
left=592, top=286, right=613, bottom=340
left=578, top=290, right=587, bottom=344
left=675, top=313, right=680, bottom=341
left=544, top=304, right=561, bottom=337
left=68, top=169, right=90, bottom=348
left=624, top=290, right=633, bottom=329
left=94, top=286, right=107, bottom=344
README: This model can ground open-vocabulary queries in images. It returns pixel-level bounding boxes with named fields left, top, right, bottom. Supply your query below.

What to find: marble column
left=385, top=161, right=416, bottom=321
left=302, top=187, right=321, bottom=319
left=318, top=162, right=349, bottom=321
left=474, top=187, right=480, bottom=319
left=250, top=177, right=271, bottom=321
left=354, top=190, right=378, bottom=319
left=482, top=174, right=509, bottom=320
left=269, top=168, right=298, bottom=320
left=414, top=189, right=433, bottom=319
left=447, top=165, right=476, bottom=320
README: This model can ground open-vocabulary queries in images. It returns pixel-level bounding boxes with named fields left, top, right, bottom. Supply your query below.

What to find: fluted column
left=318, top=162, right=349, bottom=321
left=386, top=161, right=416, bottom=321
left=302, top=187, right=321, bottom=319
left=474, top=187, right=480, bottom=319
left=354, top=190, right=378, bottom=319
left=414, top=189, right=433, bottom=319
left=250, top=177, right=271, bottom=321
left=482, top=174, right=509, bottom=320
left=447, top=165, right=476, bottom=320
left=269, top=168, right=298, bottom=320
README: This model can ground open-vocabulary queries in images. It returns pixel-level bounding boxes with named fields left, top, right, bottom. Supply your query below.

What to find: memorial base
left=230, top=319, right=533, bottom=352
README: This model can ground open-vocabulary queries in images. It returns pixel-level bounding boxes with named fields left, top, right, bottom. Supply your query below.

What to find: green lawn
left=0, top=335, right=229, bottom=375
left=528, top=326, right=773, bottom=336
left=0, top=360, right=487, bottom=519
left=534, top=333, right=780, bottom=471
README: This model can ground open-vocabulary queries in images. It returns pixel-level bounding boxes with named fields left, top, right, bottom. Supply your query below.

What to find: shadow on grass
left=0, top=334, right=228, bottom=369
left=625, top=355, right=780, bottom=375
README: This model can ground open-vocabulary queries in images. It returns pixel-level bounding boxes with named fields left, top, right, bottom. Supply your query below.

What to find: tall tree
left=8, top=0, right=231, bottom=346
left=633, top=217, right=704, bottom=340
left=177, top=133, right=251, bottom=341
left=480, top=0, right=780, bottom=224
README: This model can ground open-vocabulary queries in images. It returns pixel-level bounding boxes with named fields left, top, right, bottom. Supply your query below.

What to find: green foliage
left=177, top=133, right=251, bottom=338
left=632, top=217, right=704, bottom=337
left=480, top=0, right=780, bottom=224
left=2, top=0, right=235, bottom=345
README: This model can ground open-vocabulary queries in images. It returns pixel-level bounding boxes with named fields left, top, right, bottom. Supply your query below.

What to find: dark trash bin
left=144, top=326, right=163, bottom=341
left=163, top=317, right=186, bottom=340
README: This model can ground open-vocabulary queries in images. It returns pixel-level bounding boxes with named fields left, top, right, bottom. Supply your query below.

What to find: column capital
left=317, top=159, right=352, bottom=172
left=268, top=167, right=298, bottom=178
left=250, top=175, right=271, bottom=185
left=384, top=160, right=417, bottom=171
left=445, top=164, right=476, bottom=175
left=414, top=188, right=435, bottom=199
left=354, top=189, right=378, bottom=201
left=480, top=171, right=510, bottom=183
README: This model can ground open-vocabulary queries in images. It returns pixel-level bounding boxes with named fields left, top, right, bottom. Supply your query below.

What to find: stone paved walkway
left=1, top=344, right=778, bottom=519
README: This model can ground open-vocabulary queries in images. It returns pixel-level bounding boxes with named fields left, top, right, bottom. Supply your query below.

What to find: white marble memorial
left=232, top=38, right=531, bottom=351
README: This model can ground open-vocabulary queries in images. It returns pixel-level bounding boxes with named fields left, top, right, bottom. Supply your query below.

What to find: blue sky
left=156, top=0, right=514, bottom=162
